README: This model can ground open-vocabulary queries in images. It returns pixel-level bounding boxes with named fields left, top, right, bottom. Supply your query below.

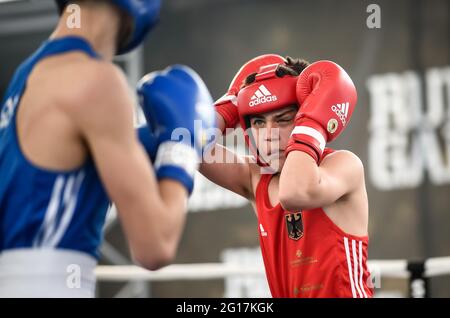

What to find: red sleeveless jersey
left=255, top=151, right=373, bottom=298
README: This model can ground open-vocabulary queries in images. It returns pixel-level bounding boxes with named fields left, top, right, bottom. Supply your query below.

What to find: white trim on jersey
left=33, top=176, right=65, bottom=247
left=359, top=240, right=368, bottom=298
left=352, top=239, right=363, bottom=297
left=344, top=237, right=368, bottom=298
left=41, top=175, right=74, bottom=245
left=344, top=237, right=357, bottom=297
left=46, top=171, right=85, bottom=247
left=33, top=170, right=85, bottom=248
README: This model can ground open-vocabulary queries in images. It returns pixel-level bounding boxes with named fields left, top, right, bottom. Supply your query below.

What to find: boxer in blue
left=0, top=0, right=215, bottom=297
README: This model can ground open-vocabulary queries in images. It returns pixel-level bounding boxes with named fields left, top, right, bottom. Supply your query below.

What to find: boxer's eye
left=251, top=119, right=265, bottom=127
left=277, top=117, right=294, bottom=125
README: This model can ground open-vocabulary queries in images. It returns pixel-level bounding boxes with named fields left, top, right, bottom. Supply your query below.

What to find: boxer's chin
left=259, top=151, right=285, bottom=174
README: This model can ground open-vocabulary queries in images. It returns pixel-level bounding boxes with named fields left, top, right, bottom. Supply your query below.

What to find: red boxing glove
left=215, top=54, right=285, bottom=133
left=285, top=60, right=357, bottom=163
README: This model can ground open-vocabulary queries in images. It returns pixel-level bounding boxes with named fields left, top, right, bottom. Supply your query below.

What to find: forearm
left=156, top=179, right=188, bottom=252
left=279, top=151, right=322, bottom=210
left=199, top=143, right=253, bottom=199
left=143, top=165, right=188, bottom=248
left=112, top=146, right=187, bottom=270
left=122, top=181, right=187, bottom=270
left=280, top=149, right=362, bottom=210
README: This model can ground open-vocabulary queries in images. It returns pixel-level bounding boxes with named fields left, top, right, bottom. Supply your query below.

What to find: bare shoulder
left=64, top=60, right=130, bottom=108
left=55, top=58, right=134, bottom=128
left=231, top=154, right=260, bottom=201
left=322, top=149, right=364, bottom=171
left=321, top=150, right=365, bottom=190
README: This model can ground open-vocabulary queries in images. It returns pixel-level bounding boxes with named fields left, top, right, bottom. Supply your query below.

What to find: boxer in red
left=200, top=55, right=373, bottom=298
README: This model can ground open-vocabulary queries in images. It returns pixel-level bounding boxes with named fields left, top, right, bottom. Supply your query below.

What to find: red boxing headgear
left=237, top=63, right=298, bottom=166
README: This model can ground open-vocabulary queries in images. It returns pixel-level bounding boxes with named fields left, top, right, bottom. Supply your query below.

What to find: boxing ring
left=95, top=256, right=450, bottom=298
left=1, top=0, right=449, bottom=299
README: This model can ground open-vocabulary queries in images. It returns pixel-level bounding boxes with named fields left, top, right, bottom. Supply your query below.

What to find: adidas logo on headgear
left=249, top=85, right=278, bottom=107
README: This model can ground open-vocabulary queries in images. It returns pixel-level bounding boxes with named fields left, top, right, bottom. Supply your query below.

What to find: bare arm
left=279, top=150, right=364, bottom=210
left=71, top=63, right=187, bottom=270
left=199, top=113, right=254, bottom=200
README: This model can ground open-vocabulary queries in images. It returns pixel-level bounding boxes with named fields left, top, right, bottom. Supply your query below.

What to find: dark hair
left=242, top=56, right=310, bottom=88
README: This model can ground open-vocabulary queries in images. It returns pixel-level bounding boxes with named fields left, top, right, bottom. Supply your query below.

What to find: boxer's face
left=249, top=105, right=297, bottom=171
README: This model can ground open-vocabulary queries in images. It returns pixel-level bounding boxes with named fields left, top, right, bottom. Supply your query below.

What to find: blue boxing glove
left=137, top=65, right=216, bottom=194
left=136, top=125, right=157, bottom=162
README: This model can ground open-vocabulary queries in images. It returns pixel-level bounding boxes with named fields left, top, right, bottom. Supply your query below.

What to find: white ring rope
left=95, top=257, right=450, bottom=282
left=425, top=256, right=450, bottom=277
left=95, top=263, right=265, bottom=282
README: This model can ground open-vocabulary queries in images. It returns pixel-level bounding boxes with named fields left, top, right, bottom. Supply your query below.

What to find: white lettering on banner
left=367, top=66, right=450, bottom=190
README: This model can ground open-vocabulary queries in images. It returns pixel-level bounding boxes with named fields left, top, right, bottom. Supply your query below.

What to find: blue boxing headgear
left=55, top=0, right=161, bottom=55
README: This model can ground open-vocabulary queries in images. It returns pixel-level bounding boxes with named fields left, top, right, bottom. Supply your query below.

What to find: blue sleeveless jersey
left=0, top=37, right=110, bottom=259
